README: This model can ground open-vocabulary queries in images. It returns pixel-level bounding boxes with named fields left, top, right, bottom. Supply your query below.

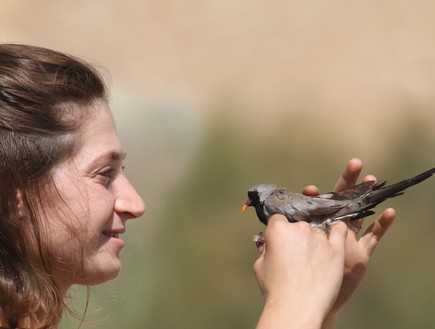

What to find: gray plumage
left=243, top=167, right=435, bottom=228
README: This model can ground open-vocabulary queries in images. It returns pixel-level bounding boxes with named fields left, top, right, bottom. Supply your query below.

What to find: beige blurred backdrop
left=2, top=1, right=435, bottom=329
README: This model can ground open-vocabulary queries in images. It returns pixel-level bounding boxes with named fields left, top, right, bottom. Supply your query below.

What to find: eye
left=100, top=167, right=116, bottom=178
left=96, top=167, right=117, bottom=186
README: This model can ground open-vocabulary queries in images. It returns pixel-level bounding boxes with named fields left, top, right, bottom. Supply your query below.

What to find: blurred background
left=2, top=1, right=435, bottom=328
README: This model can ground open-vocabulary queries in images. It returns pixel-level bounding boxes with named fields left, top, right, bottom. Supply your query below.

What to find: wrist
left=321, top=310, right=340, bottom=329
left=256, top=296, right=324, bottom=329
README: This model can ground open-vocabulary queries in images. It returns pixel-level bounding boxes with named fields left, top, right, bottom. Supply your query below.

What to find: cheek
left=44, top=210, right=87, bottom=255
left=39, top=193, right=90, bottom=263
left=48, top=184, right=114, bottom=244
left=86, top=188, right=116, bottom=223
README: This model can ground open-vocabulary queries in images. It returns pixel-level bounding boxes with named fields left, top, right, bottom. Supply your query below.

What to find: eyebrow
left=85, top=151, right=126, bottom=171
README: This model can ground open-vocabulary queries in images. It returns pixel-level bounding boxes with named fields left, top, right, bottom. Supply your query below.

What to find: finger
left=347, top=219, right=364, bottom=235
left=334, top=158, right=363, bottom=192
left=302, top=185, right=320, bottom=196
left=263, top=214, right=289, bottom=248
left=312, top=226, right=327, bottom=235
left=266, top=214, right=288, bottom=228
left=360, top=208, right=396, bottom=256
left=364, top=208, right=396, bottom=242
left=362, top=174, right=377, bottom=184
left=328, top=221, right=348, bottom=248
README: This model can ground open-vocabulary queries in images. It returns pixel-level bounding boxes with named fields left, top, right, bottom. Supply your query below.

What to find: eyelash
left=99, top=168, right=116, bottom=179
left=97, top=166, right=126, bottom=183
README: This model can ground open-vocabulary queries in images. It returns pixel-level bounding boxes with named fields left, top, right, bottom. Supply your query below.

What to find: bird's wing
left=265, top=189, right=347, bottom=222
left=324, top=181, right=376, bottom=200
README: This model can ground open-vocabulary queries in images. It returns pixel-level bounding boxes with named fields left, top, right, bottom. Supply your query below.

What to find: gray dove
left=243, top=167, right=435, bottom=229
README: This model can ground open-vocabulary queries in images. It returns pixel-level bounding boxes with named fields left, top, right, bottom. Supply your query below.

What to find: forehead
left=73, top=100, right=123, bottom=165
left=80, top=100, right=116, bottom=138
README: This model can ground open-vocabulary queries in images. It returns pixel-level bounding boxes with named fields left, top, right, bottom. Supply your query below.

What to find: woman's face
left=46, top=100, right=145, bottom=286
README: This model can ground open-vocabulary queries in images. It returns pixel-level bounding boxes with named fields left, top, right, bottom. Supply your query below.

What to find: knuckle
left=267, top=214, right=288, bottom=229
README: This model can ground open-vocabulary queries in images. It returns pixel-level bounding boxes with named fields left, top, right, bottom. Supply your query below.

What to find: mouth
left=103, top=232, right=121, bottom=239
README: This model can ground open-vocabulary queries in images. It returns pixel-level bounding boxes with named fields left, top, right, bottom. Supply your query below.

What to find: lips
left=103, top=232, right=120, bottom=238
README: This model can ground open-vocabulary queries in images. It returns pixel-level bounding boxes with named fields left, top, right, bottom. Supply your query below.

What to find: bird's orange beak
left=242, top=200, right=251, bottom=212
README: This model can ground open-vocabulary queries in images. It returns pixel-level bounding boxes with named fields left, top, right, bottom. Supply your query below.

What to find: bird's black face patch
left=248, top=190, right=261, bottom=205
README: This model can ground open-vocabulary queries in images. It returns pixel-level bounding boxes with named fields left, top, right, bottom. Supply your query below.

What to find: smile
left=103, top=232, right=120, bottom=238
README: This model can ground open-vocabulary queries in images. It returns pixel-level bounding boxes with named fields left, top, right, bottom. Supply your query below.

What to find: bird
left=242, top=167, right=435, bottom=229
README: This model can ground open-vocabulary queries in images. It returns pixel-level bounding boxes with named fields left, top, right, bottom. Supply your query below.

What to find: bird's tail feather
left=361, top=167, right=435, bottom=212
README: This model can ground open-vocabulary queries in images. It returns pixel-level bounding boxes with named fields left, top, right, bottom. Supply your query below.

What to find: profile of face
left=44, top=100, right=145, bottom=286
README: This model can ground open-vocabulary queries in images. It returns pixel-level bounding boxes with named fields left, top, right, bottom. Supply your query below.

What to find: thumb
left=328, top=221, right=348, bottom=250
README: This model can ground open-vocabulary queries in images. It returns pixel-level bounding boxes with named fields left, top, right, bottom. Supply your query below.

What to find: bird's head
left=242, top=184, right=279, bottom=212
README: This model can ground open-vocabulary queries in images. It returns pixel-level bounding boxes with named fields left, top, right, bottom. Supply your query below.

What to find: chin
left=78, top=260, right=122, bottom=286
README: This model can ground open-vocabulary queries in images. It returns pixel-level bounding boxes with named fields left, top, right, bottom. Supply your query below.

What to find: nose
left=114, top=173, right=146, bottom=220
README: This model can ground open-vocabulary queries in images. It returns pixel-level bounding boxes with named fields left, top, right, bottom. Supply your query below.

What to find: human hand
left=253, top=215, right=348, bottom=329
left=303, top=158, right=396, bottom=327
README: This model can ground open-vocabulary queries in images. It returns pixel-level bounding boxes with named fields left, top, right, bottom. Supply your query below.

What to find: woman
left=0, top=43, right=394, bottom=328
left=0, top=43, right=145, bottom=328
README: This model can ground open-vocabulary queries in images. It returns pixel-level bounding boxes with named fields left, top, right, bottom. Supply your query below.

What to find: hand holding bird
left=250, top=159, right=427, bottom=328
